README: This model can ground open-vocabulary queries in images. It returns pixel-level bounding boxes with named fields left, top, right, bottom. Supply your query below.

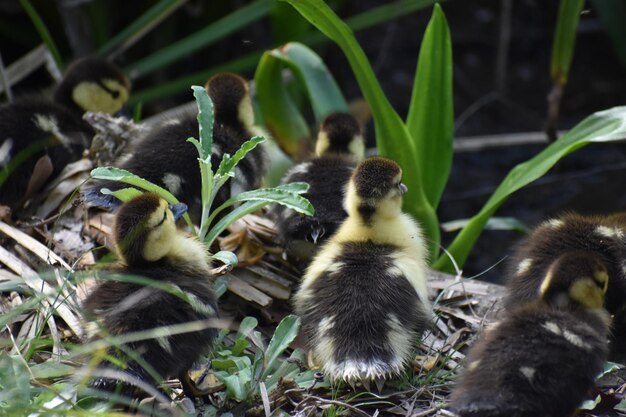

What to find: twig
left=292, top=393, right=374, bottom=417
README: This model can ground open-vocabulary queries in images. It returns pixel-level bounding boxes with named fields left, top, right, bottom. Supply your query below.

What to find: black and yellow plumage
left=294, top=157, right=430, bottom=386
left=0, top=56, right=129, bottom=208
left=270, top=112, right=364, bottom=255
left=84, top=72, right=265, bottom=221
left=83, top=192, right=217, bottom=397
left=449, top=251, right=610, bottom=417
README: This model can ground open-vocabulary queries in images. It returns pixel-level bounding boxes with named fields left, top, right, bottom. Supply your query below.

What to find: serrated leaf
left=100, top=187, right=144, bottom=203
left=216, top=136, right=265, bottom=177
left=261, top=315, right=300, bottom=380
left=192, top=85, right=214, bottom=160
left=220, top=187, right=314, bottom=215
left=434, top=106, right=626, bottom=272
left=210, top=251, right=238, bottom=268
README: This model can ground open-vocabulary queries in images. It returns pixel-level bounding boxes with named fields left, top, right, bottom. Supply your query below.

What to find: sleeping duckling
left=83, top=192, right=217, bottom=397
left=270, top=112, right=364, bottom=259
left=0, top=56, right=129, bottom=209
left=293, top=157, right=431, bottom=388
left=449, top=251, right=610, bottom=417
left=84, top=72, right=266, bottom=221
left=504, top=212, right=626, bottom=338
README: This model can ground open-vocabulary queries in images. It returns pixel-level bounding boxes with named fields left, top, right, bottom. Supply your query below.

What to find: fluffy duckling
left=83, top=192, right=217, bottom=397
left=84, top=72, right=265, bottom=221
left=449, top=251, right=610, bottom=417
left=0, top=57, right=129, bottom=208
left=270, top=112, right=364, bottom=257
left=293, top=157, right=431, bottom=387
left=504, top=212, right=626, bottom=337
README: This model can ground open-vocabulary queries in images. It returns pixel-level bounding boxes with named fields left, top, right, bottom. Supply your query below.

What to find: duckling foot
left=179, top=371, right=224, bottom=398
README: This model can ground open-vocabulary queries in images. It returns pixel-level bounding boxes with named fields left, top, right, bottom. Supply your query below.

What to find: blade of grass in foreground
left=18, top=0, right=63, bottom=68
left=434, top=106, right=626, bottom=273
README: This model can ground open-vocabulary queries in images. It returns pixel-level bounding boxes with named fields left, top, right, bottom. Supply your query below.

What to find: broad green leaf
left=255, top=50, right=311, bottom=157
left=550, top=0, right=584, bottom=84
left=90, top=167, right=194, bottom=229
left=125, top=0, right=270, bottom=79
left=434, top=106, right=626, bottom=273
left=214, top=371, right=249, bottom=402
left=216, top=136, right=266, bottom=178
left=406, top=4, right=453, bottom=210
left=191, top=85, right=214, bottom=161
left=271, top=42, right=349, bottom=122
left=100, top=187, right=144, bottom=203
left=210, top=251, right=238, bottom=268
left=281, top=0, right=440, bottom=260
left=237, top=316, right=259, bottom=340
left=215, top=186, right=314, bottom=216
left=231, top=338, right=249, bottom=356
left=213, top=276, right=230, bottom=299
left=261, top=314, right=300, bottom=380
left=0, top=353, right=32, bottom=411
left=98, top=0, right=185, bottom=57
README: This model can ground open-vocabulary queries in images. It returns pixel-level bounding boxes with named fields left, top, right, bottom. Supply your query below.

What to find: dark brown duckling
left=84, top=72, right=266, bottom=222
left=449, top=251, right=610, bottom=417
left=270, top=112, right=364, bottom=261
left=0, top=56, right=129, bottom=209
left=293, top=157, right=430, bottom=388
left=83, top=192, right=217, bottom=398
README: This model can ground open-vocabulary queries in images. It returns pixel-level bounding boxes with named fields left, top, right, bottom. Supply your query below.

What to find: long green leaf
left=254, top=51, right=311, bottom=157
left=282, top=0, right=440, bottom=259
left=261, top=315, right=300, bottom=380
left=434, top=106, right=626, bottom=272
left=90, top=167, right=194, bottom=228
left=98, top=0, right=185, bottom=57
left=18, top=0, right=63, bottom=69
left=216, top=136, right=266, bottom=178
left=406, top=4, right=453, bottom=210
left=125, top=0, right=270, bottom=79
left=550, top=0, right=584, bottom=84
left=191, top=85, right=214, bottom=161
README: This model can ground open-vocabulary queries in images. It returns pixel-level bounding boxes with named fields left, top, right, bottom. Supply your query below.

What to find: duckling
left=448, top=251, right=610, bottom=417
left=0, top=56, right=129, bottom=209
left=270, top=112, right=364, bottom=259
left=504, top=212, right=626, bottom=338
left=293, top=156, right=431, bottom=387
left=83, top=192, right=217, bottom=398
left=84, top=72, right=266, bottom=222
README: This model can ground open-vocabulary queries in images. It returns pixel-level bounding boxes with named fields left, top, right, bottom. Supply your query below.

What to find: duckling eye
left=156, top=210, right=167, bottom=227
left=110, top=90, right=120, bottom=99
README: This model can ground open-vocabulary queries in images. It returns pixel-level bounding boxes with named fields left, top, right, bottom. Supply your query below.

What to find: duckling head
left=54, top=57, right=130, bottom=115
left=113, top=193, right=188, bottom=266
left=539, top=251, right=609, bottom=310
left=344, top=156, right=407, bottom=224
left=315, top=112, right=365, bottom=161
left=205, top=72, right=253, bottom=130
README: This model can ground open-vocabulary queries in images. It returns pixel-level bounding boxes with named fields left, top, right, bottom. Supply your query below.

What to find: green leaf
left=550, top=0, right=584, bottom=84
left=255, top=50, right=311, bottom=157
left=213, top=275, right=230, bottom=299
left=434, top=106, right=626, bottom=272
left=218, top=186, right=314, bottom=215
left=231, top=338, right=249, bottom=356
left=406, top=4, right=453, bottom=210
left=210, top=251, right=238, bottom=268
left=214, top=371, right=250, bottom=402
left=261, top=314, right=300, bottom=380
left=90, top=167, right=194, bottom=229
left=0, top=353, right=32, bottom=411
left=18, top=0, right=63, bottom=69
left=281, top=0, right=440, bottom=259
left=216, top=136, right=265, bottom=178
left=270, top=2, right=312, bottom=43
left=29, top=362, right=75, bottom=380
left=191, top=85, right=214, bottom=161
left=237, top=316, right=259, bottom=340
left=125, top=0, right=270, bottom=79
left=591, top=0, right=626, bottom=68
left=441, top=216, right=530, bottom=235
left=100, top=187, right=144, bottom=203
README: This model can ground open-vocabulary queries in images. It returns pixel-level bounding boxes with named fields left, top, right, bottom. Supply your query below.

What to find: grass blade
left=18, top=0, right=63, bottom=69
left=434, top=106, right=626, bottom=272
left=406, top=4, right=453, bottom=210
left=550, top=0, right=585, bottom=85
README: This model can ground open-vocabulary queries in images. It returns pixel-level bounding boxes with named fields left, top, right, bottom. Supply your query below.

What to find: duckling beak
left=169, top=202, right=188, bottom=221
left=399, top=183, right=408, bottom=195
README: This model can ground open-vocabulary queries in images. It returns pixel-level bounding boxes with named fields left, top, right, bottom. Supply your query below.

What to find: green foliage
left=591, top=0, right=626, bottom=68
left=550, top=0, right=585, bottom=85
left=18, top=0, right=63, bottom=68
left=434, top=106, right=626, bottom=272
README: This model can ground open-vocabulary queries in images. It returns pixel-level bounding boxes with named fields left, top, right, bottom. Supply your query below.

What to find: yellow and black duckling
left=449, top=251, right=610, bottom=417
left=83, top=192, right=217, bottom=398
left=0, top=56, right=129, bottom=209
left=84, top=72, right=266, bottom=221
left=270, top=112, right=364, bottom=259
left=504, top=212, right=626, bottom=339
left=293, top=156, right=431, bottom=388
